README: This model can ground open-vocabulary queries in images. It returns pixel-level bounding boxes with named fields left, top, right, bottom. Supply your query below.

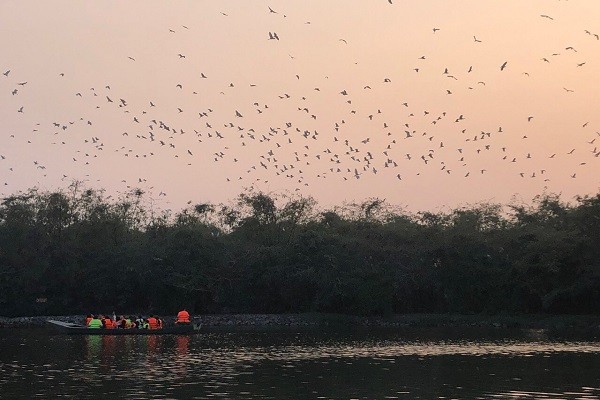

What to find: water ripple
left=2, top=329, right=600, bottom=399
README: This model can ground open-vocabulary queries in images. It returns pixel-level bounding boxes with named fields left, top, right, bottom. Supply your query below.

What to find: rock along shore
left=1, top=313, right=600, bottom=331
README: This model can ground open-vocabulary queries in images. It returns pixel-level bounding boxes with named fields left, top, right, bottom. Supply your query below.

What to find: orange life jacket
left=176, top=310, right=190, bottom=323
left=85, top=317, right=92, bottom=326
left=147, top=317, right=159, bottom=329
left=104, top=318, right=115, bottom=329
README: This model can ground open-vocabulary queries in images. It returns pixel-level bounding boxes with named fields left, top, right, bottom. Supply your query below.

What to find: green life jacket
left=88, top=318, right=103, bottom=328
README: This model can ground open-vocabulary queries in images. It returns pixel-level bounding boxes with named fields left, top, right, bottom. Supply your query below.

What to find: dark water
left=1, top=327, right=600, bottom=399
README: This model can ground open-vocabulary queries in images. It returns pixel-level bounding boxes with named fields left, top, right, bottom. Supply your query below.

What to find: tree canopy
left=1, top=184, right=599, bottom=316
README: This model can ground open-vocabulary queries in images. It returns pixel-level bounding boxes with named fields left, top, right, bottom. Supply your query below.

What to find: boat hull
left=47, top=319, right=198, bottom=335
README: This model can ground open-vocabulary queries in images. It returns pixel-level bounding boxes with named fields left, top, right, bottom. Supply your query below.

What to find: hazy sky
left=1, top=1, right=599, bottom=212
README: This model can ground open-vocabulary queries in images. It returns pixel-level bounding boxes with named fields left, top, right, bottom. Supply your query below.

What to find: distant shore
left=2, top=313, right=600, bottom=331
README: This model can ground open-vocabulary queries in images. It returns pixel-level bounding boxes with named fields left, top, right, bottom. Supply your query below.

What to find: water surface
left=1, top=327, right=600, bottom=399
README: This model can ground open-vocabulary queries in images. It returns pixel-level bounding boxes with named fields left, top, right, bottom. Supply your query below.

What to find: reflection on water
left=1, top=328, right=600, bottom=399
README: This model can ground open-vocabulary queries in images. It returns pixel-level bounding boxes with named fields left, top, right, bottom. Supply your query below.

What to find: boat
left=47, top=319, right=199, bottom=335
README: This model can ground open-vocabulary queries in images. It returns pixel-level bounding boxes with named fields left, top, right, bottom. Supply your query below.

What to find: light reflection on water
left=1, top=328, right=600, bottom=399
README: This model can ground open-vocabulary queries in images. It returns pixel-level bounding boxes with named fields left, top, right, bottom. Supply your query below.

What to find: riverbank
left=2, top=313, right=600, bottom=331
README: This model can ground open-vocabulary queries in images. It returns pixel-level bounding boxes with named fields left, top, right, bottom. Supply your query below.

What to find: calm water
left=1, top=327, right=600, bottom=399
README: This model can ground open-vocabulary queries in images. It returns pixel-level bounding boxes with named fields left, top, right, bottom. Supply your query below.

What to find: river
left=1, top=327, right=600, bottom=399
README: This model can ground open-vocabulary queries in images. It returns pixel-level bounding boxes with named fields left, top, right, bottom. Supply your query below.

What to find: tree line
left=0, top=183, right=599, bottom=317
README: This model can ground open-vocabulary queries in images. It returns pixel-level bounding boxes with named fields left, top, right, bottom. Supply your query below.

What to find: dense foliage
left=1, top=184, right=599, bottom=316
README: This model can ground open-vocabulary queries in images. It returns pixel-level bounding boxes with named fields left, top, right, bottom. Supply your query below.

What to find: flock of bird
left=1, top=2, right=598, bottom=209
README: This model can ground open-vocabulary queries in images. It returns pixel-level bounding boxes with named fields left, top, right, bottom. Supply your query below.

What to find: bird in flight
left=128, top=56, right=135, bottom=61
left=500, top=61, right=508, bottom=71
left=269, top=32, right=279, bottom=40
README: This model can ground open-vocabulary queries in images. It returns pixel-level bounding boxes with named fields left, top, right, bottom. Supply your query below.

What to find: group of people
left=85, top=309, right=191, bottom=329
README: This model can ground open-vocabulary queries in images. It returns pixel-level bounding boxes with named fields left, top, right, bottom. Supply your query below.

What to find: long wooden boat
left=47, top=319, right=199, bottom=335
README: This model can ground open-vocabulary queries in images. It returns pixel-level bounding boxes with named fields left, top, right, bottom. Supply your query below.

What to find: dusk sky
left=1, top=1, right=599, bottom=213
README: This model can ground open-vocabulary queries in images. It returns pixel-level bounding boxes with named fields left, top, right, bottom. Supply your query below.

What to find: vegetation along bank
left=0, top=185, right=599, bottom=317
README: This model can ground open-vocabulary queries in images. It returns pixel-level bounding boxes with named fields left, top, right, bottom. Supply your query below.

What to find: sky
left=1, top=0, right=599, bottom=213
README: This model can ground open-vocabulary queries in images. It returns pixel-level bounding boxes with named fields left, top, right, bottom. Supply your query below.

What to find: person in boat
left=116, top=315, right=126, bottom=329
left=124, top=316, right=136, bottom=329
left=103, top=315, right=116, bottom=329
left=176, top=309, right=191, bottom=324
left=88, top=315, right=103, bottom=329
left=147, top=315, right=160, bottom=330
left=135, top=316, right=145, bottom=329
left=85, top=314, right=93, bottom=326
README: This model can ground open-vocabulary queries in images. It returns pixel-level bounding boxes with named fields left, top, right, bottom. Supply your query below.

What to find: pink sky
left=1, top=0, right=598, bottom=213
